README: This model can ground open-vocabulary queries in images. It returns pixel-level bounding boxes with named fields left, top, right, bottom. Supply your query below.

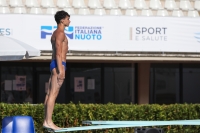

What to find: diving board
left=52, top=124, right=154, bottom=132
left=82, top=120, right=200, bottom=125
left=45, top=120, right=200, bottom=133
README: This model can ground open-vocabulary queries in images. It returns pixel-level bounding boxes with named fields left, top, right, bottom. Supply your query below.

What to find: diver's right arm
left=55, top=32, right=65, bottom=81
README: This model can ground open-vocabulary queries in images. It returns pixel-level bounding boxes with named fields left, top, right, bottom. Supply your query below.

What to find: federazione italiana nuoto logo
left=41, top=26, right=103, bottom=40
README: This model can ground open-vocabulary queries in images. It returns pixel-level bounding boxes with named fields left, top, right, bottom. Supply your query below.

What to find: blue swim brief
left=50, top=60, right=66, bottom=72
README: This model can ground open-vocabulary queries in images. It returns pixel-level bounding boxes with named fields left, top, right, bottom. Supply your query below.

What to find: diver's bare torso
left=51, top=30, right=68, bottom=62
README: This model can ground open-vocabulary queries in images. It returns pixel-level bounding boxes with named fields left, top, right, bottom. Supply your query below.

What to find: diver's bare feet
left=43, top=121, right=62, bottom=130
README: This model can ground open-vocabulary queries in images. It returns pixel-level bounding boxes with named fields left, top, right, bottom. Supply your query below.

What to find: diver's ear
left=60, top=19, right=64, bottom=24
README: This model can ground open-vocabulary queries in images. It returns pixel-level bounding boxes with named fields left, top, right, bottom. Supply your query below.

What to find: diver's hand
left=57, top=72, right=65, bottom=86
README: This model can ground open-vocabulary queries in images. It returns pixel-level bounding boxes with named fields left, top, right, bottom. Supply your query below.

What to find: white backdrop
left=1, top=14, right=200, bottom=52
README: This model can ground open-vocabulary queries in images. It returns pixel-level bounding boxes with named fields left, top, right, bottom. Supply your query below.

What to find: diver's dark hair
left=54, top=10, right=70, bottom=24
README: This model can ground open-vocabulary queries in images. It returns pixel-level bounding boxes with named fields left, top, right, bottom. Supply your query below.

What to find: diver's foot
left=43, top=121, right=62, bottom=130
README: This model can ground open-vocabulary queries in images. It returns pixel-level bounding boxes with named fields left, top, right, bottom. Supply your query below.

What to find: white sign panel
left=1, top=15, right=200, bottom=52
left=15, top=76, right=26, bottom=91
left=87, top=79, right=95, bottom=90
left=4, top=80, right=12, bottom=91
left=74, top=77, right=84, bottom=92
